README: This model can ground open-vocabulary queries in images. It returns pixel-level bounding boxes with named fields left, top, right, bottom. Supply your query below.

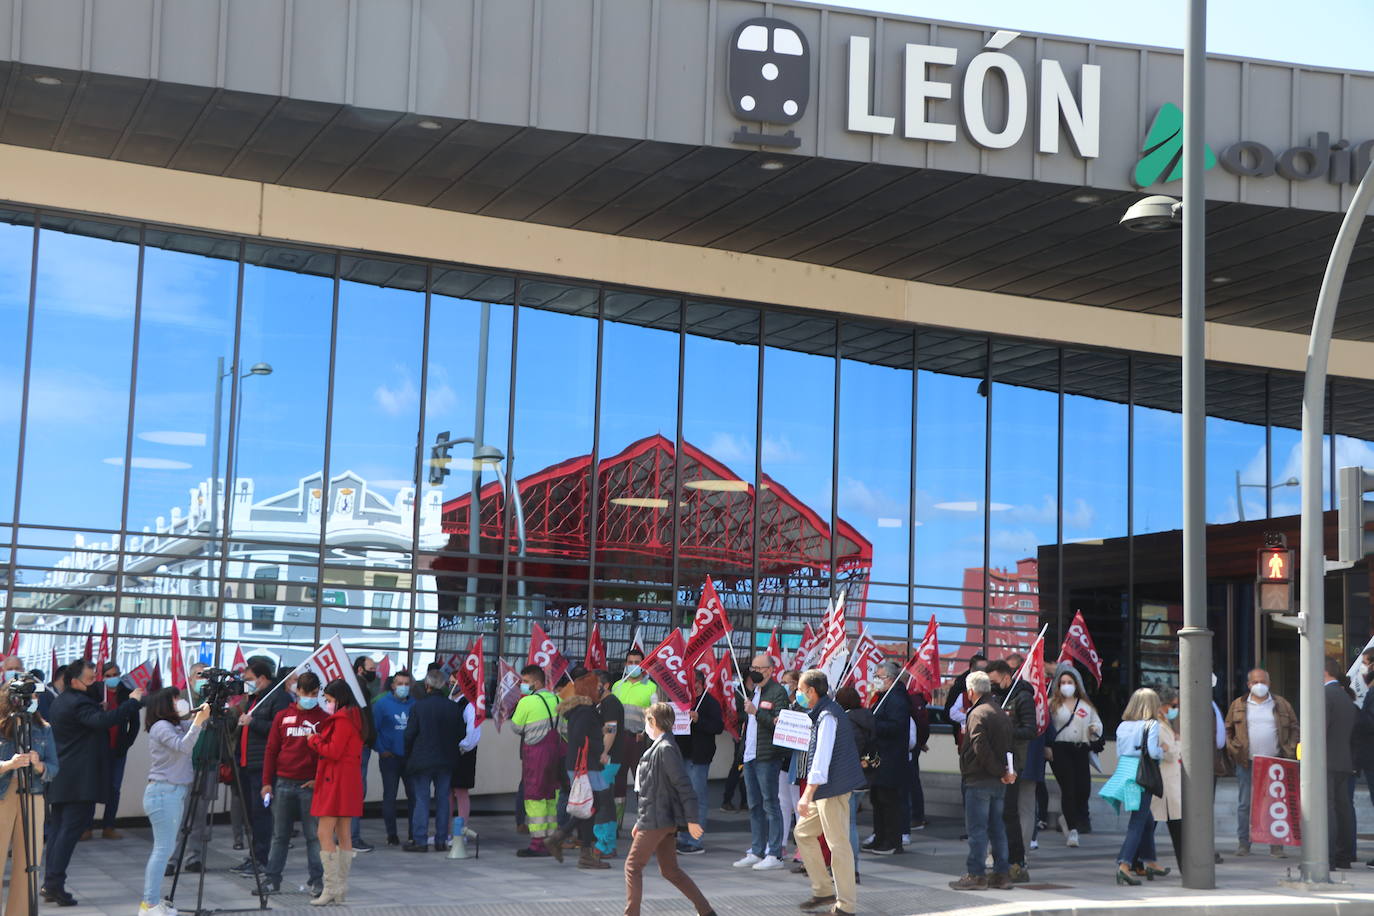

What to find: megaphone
left=447, top=816, right=471, bottom=859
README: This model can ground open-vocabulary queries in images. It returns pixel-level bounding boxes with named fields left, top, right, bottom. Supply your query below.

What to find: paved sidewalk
left=37, top=806, right=1374, bottom=916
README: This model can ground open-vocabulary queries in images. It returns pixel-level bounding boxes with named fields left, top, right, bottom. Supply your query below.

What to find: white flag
left=292, top=634, right=368, bottom=708
left=1349, top=634, right=1374, bottom=704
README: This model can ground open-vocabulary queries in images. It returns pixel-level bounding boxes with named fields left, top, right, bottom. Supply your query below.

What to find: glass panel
left=1133, top=357, right=1182, bottom=535
left=19, top=224, right=140, bottom=530
left=916, top=331, right=987, bottom=660
left=1269, top=374, right=1327, bottom=518
left=0, top=214, right=34, bottom=525
left=1205, top=368, right=1267, bottom=524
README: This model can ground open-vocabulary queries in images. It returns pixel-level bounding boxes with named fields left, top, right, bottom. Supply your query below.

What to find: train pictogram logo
left=727, top=17, right=809, bottom=149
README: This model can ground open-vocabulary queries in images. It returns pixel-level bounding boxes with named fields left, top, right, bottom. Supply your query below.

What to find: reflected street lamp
left=208, top=358, right=272, bottom=547
left=1235, top=473, right=1300, bottom=521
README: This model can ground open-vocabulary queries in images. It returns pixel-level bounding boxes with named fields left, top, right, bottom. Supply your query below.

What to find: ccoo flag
left=1056, top=611, right=1103, bottom=685
left=585, top=622, right=607, bottom=672
left=455, top=636, right=487, bottom=726
left=684, top=577, right=732, bottom=666
left=902, top=616, right=942, bottom=699
left=527, top=623, right=570, bottom=687
left=644, top=629, right=693, bottom=711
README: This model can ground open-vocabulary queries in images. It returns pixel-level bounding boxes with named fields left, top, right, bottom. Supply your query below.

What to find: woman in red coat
left=306, top=679, right=372, bottom=906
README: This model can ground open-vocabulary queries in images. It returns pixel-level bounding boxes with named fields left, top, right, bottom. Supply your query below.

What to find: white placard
left=673, top=707, right=691, bottom=735
left=773, top=708, right=813, bottom=752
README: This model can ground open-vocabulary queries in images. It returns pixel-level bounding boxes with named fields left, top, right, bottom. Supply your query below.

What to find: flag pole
left=1002, top=623, right=1049, bottom=710
left=722, top=629, right=749, bottom=700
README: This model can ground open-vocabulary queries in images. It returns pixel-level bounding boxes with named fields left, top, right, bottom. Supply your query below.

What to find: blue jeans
left=849, top=790, right=863, bottom=874
left=142, top=782, right=187, bottom=905
left=1117, top=805, right=1157, bottom=866
left=679, top=762, right=710, bottom=849
left=377, top=753, right=412, bottom=839
left=410, top=768, right=452, bottom=846
left=963, top=782, right=1008, bottom=877
left=1236, top=762, right=1252, bottom=844
left=743, top=757, right=783, bottom=858
left=266, top=779, right=322, bottom=887
left=351, top=746, right=372, bottom=843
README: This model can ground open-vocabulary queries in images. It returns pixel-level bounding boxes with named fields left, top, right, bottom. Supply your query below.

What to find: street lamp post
left=208, top=359, right=272, bottom=548
left=1235, top=473, right=1300, bottom=522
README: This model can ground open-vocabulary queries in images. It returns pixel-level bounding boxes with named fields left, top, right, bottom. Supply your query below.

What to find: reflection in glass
left=0, top=216, right=34, bottom=527
left=1132, top=358, right=1182, bottom=536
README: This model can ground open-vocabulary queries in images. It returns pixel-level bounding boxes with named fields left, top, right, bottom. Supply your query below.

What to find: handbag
left=566, top=740, right=594, bottom=820
left=1134, top=722, right=1164, bottom=798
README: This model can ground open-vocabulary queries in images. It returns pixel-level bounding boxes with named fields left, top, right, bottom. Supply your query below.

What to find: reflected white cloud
left=102, top=456, right=192, bottom=470
left=703, top=431, right=750, bottom=465
left=138, top=430, right=206, bottom=447
left=876, top=517, right=902, bottom=528
left=935, top=501, right=1014, bottom=512
left=374, top=370, right=419, bottom=417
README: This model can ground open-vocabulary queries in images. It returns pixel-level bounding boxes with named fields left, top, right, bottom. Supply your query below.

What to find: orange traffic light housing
left=1257, top=546, right=1293, bottom=612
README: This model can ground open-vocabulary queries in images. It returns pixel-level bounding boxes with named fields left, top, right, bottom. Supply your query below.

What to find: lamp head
left=248, top=362, right=273, bottom=376
left=1120, top=195, right=1182, bottom=232
left=472, top=445, right=505, bottom=467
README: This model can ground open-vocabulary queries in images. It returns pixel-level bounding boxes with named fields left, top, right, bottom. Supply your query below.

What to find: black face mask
left=362, top=670, right=377, bottom=683
left=748, top=671, right=765, bottom=685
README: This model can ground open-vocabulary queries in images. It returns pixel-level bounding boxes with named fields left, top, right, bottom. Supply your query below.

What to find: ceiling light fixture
left=1072, top=192, right=1100, bottom=204
left=685, top=479, right=750, bottom=492
left=610, top=497, right=671, bottom=509
left=760, top=159, right=786, bottom=170
left=1210, top=275, right=1231, bottom=284
left=417, top=119, right=442, bottom=130
left=32, top=75, right=62, bottom=86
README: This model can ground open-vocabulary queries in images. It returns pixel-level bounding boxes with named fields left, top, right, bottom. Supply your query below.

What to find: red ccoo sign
left=1249, top=755, right=1301, bottom=846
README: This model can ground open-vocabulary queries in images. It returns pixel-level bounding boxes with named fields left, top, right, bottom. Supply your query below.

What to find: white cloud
left=103, top=457, right=192, bottom=470
left=704, top=431, right=750, bottom=465
left=839, top=476, right=904, bottom=520
left=374, top=370, right=419, bottom=417
left=138, top=431, right=206, bottom=447
left=761, top=434, right=802, bottom=465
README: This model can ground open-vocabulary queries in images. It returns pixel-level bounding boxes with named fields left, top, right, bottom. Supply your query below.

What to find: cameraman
left=231, top=661, right=290, bottom=877
left=0, top=680, right=58, bottom=916
left=42, top=660, right=143, bottom=907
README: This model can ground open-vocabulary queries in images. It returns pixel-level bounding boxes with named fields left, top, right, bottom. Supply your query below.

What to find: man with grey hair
left=950, top=670, right=1015, bottom=891
left=402, top=668, right=465, bottom=852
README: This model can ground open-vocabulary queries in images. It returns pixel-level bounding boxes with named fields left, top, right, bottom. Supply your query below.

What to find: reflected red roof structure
left=433, top=434, right=872, bottom=612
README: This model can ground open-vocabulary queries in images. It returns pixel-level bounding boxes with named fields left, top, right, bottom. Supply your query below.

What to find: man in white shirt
left=1224, top=668, right=1298, bottom=858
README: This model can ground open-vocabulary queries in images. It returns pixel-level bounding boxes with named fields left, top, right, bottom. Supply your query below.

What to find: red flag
left=124, top=660, right=156, bottom=691
left=765, top=627, right=784, bottom=674
left=493, top=658, right=522, bottom=732
left=713, top=652, right=741, bottom=740
left=693, top=653, right=716, bottom=697
left=527, top=623, right=569, bottom=687
left=96, top=625, right=110, bottom=674
left=1057, top=611, right=1103, bottom=684
left=818, top=593, right=847, bottom=669
left=1017, top=632, right=1049, bottom=733
left=290, top=635, right=368, bottom=707
left=84, top=630, right=94, bottom=661
left=455, top=637, right=487, bottom=726
left=5, top=632, right=18, bottom=658
left=50, top=647, right=57, bottom=681
left=903, top=616, right=942, bottom=699
left=585, top=623, right=607, bottom=672
left=793, top=623, right=817, bottom=671
left=629, top=626, right=645, bottom=657
left=684, top=577, right=732, bottom=666
left=170, top=618, right=187, bottom=690
left=230, top=645, right=247, bottom=674
left=841, top=627, right=884, bottom=700
left=378, top=654, right=391, bottom=683
left=644, top=630, right=692, bottom=711
left=148, top=659, right=163, bottom=692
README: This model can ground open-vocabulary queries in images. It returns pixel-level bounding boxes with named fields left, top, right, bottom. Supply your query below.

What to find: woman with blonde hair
left=1099, top=688, right=1168, bottom=885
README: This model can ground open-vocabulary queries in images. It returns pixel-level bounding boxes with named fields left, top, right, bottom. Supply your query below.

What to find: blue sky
left=822, top=0, right=1373, bottom=72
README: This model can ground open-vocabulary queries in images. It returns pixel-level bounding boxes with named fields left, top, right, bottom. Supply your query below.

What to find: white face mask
left=174, top=699, right=191, bottom=719
left=645, top=723, right=662, bottom=742
left=1059, top=683, right=1076, bottom=698
left=1250, top=682, right=1270, bottom=699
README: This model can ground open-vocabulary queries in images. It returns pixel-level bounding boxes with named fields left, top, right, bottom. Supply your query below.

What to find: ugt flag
left=765, top=627, right=784, bottom=674
left=527, top=623, right=569, bottom=687
left=292, top=634, right=368, bottom=708
left=841, top=627, right=884, bottom=701
left=493, top=658, right=522, bottom=733
left=903, top=616, right=942, bottom=699
left=455, top=636, right=487, bottom=726
left=792, top=623, right=817, bottom=671
left=170, top=617, right=187, bottom=691
left=684, top=577, right=731, bottom=666
left=818, top=592, right=848, bottom=670
left=1017, top=630, right=1049, bottom=733
left=645, top=629, right=692, bottom=711
left=1057, top=610, right=1103, bottom=684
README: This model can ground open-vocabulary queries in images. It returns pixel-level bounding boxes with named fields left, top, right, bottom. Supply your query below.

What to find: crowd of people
left=0, top=641, right=1371, bottom=916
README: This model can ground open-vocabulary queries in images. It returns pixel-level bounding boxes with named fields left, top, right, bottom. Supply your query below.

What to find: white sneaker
left=752, top=854, right=786, bottom=871
left=1067, top=829, right=1079, bottom=847
left=863, top=833, right=876, bottom=845
left=1029, top=839, right=1039, bottom=850
left=138, top=904, right=172, bottom=916
left=733, top=853, right=762, bottom=868
left=901, top=833, right=911, bottom=845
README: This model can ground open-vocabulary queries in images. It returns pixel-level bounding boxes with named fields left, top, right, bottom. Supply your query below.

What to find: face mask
left=104, top=676, right=122, bottom=689
left=1250, top=683, right=1270, bottom=699
left=174, top=699, right=191, bottom=718
left=795, top=691, right=810, bottom=710
left=394, top=685, right=411, bottom=699
left=193, top=679, right=207, bottom=695
left=4, top=671, right=21, bottom=682
left=783, top=685, right=796, bottom=699
left=298, top=696, right=319, bottom=711
left=748, top=671, right=764, bottom=685
left=321, top=697, right=337, bottom=715
left=520, top=683, right=533, bottom=696
left=362, top=670, right=377, bottom=683
left=625, top=665, right=643, bottom=679
left=645, top=724, right=662, bottom=742
left=1165, top=707, right=1179, bottom=721
left=244, top=681, right=259, bottom=695
left=1059, top=683, right=1076, bottom=698
left=26, top=698, right=38, bottom=714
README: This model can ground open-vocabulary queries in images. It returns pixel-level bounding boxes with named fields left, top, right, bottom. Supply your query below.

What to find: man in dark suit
left=1324, top=656, right=1358, bottom=869
left=42, top=659, right=143, bottom=906
left=402, top=669, right=465, bottom=852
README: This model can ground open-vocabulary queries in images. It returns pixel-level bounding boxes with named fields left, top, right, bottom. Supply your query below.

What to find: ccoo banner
left=1249, top=755, right=1301, bottom=846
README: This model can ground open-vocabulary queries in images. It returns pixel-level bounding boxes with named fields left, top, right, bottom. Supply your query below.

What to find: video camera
left=199, top=668, right=245, bottom=717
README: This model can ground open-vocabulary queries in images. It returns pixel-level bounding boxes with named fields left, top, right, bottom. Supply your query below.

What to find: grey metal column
left=466, top=303, right=491, bottom=615
left=1178, top=0, right=1216, bottom=890
left=1297, top=158, right=1374, bottom=884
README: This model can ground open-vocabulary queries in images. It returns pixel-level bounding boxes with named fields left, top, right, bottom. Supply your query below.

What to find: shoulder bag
left=1134, top=722, right=1164, bottom=798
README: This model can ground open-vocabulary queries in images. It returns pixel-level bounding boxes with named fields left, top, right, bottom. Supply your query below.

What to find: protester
left=371, top=669, right=414, bottom=846
left=548, top=672, right=611, bottom=869
left=43, top=660, right=143, bottom=907
left=1047, top=663, right=1102, bottom=848
left=794, top=670, right=865, bottom=916
left=594, top=669, right=626, bottom=858
left=675, top=670, right=722, bottom=855
left=261, top=671, right=327, bottom=896
left=612, top=650, right=658, bottom=828
left=402, top=669, right=464, bottom=853
left=346, top=655, right=379, bottom=853
left=720, top=734, right=747, bottom=812
left=835, top=686, right=873, bottom=884
left=0, top=679, right=58, bottom=916
left=511, top=665, right=561, bottom=857
left=307, top=679, right=370, bottom=906
left=986, top=658, right=1037, bottom=882
left=93, top=661, right=137, bottom=841
left=1152, top=686, right=1184, bottom=873
left=943, top=654, right=988, bottom=745
left=623, top=703, right=715, bottom=916
left=778, top=670, right=803, bottom=858
left=866, top=661, right=911, bottom=856
left=908, top=687, right=931, bottom=832
left=1101, top=688, right=1168, bottom=886
left=1224, top=668, right=1298, bottom=858
left=139, top=688, right=209, bottom=916
left=948, top=670, right=1013, bottom=890
left=733, top=653, right=788, bottom=870
left=450, top=675, right=481, bottom=844
left=232, top=660, right=292, bottom=876
left=1324, top=657, right=1358, bottom=870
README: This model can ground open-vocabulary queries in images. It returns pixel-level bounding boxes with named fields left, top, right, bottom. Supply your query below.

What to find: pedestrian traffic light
left=428, top=430, right=453, bottom=487
left=1337, top=466, right=1374, bottom=566
left=1257, top=544, right=1292, bottom=613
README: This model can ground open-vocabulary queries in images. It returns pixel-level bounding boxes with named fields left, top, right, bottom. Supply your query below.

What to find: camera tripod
left=9, top=710, right=42, bottom=916
left=167, top=712, right=269, bottom=916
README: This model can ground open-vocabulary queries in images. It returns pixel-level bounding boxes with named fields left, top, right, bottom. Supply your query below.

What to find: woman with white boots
left=306, top=679, right=372, bottom=905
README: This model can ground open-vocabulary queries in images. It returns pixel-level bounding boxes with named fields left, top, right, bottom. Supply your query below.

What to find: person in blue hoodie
left=371, top=670, right=415, bottom=847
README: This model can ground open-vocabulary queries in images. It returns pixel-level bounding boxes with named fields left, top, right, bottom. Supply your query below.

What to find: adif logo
left=1133, top=103, right=1216, bottom=187
left=728, top=18, right=809, bottom=149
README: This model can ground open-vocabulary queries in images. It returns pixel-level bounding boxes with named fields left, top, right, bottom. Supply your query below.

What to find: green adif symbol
left=1133, top=102, right=1217, bottom=187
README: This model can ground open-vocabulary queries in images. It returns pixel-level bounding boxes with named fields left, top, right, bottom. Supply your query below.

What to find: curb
left=923, top=892, right=1374, bottom=916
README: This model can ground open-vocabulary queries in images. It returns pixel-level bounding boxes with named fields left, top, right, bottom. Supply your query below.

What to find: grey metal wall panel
left=157, top=0, right=221, bottom=88
left=1293, top=70, right=1344, bottom=214
left=1036, top=38, right=1091, bottom=188
left=290, top=0, right=348, bottom=105
left=415, top=0, right=473, bottom=121
left=90, top=0, right=152, bottom=79
left=654, top=0, right=709, bottom=145
left=536, top=0, right=593, bottom=134
left=354, top=0, right=413, bottom=112
left=1243, top=64, right=1293, bottom=210
left=476, top=0, right=532, bottom=125
left=595, top=0, right=651, bottom=139
left=225, top=0, right=286, bottom=97
left=20, top=0, right=84, bottom=71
